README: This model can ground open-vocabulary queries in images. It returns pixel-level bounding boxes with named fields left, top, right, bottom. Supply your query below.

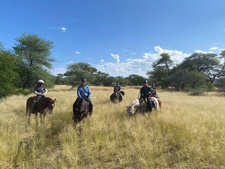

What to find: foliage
left=0, top=48, right=19, bottom=98
left=147, top=53, right=173, bottom=88
left=189, top=88, right=208, bottom=96
left=178, top=52, right=225, bottom=83
left=126, top=74, right=146, bottom=86
left=215, top=78, right=225, bottom=92
left=13, top=33, right=55, bottom=89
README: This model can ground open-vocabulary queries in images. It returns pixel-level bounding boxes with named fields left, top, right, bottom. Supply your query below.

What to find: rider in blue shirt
left=140, top=80, right=155, bottom=112
left=73, top=78, right=93, bottom=118
left=114, top=81, right=122, bottom=100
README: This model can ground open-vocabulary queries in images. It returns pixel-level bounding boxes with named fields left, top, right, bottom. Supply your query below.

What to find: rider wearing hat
left=34, top=80, right=48, bottom=97
left=73, top=78, right=93, bottom=118
left=140, top=80, right=155, bottom=112
left=33, top=80, right=48, bottom=113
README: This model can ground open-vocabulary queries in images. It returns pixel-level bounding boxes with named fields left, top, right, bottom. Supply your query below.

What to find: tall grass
left=0, top=86, right=225, bottom=168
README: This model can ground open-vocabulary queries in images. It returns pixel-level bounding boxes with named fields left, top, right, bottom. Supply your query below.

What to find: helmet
left=38, top=80, right=44, bottom=84
left=143, top=80, right=148, bottom=84
left=81, top=78, right=86, bottom=82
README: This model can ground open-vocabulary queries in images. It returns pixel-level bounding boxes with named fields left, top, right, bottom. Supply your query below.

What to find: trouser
left=141, top=96, right=152, bottom=112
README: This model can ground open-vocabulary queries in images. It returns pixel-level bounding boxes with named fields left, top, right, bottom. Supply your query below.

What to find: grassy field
left=0, top=85, right=225, bottom=169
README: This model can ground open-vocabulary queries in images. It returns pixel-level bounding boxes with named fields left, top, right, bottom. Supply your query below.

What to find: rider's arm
left=87, top=86, right=91, bottom=99
left=44, top=88, right=48, bottom=95
left=118, top=86, right=121, bottom=92
left=77, top=86, right=82, bottom=98
left=34, top=91, right=42, bottom=95
left=140, top=88, right=144, bottom=97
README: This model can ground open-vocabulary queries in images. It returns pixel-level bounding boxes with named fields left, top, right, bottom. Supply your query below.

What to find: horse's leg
left=35, top=113, right=38, bottom=125
left=28, top=110, right=31, bottom=124
left=43, top=112, right=46, bottom=123
left=73, top=115, right=78, bottom=128
left=40, top=113, right=43, bottom=124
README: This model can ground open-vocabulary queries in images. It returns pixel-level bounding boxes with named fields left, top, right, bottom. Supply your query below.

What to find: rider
left=73, top=78, right=93, bottom=117
left=150, top=83, right=159, bottom=98
left=139, top=80, right=155, bottom=112
left=33, top=80, right=48, bottom=113
left=114, top=81, right=122, bottom=100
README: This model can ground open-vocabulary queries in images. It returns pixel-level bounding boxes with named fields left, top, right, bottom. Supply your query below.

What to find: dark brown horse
left=26, top=96, right=56, bottom=124
left=110, top=87, right=125, bottom=103
left=73, top=98, right=89, bottom=127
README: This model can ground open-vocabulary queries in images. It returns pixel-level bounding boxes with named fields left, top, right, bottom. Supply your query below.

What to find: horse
left=126, top=97, right=159, bottom=116
left=73, top=97, right=90, bottom=127
left=26, top=96, right=56, bottom=124
left=110, top=87, right=125, bottom=103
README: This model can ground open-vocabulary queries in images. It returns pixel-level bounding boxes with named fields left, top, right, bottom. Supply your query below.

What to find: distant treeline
left=1, top=33, right=225, bottom=98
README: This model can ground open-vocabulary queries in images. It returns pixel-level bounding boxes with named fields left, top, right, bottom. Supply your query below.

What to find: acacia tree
left=64, top=62, right=98, bottom=87
left=13, top=33, right=55, bottom=89
left=178, top=52, right=225, bottom=83
left=147, top=53, right=173, bottom=88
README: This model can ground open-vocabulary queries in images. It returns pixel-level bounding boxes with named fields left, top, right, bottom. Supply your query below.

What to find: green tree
left=0, top=48, right=19, bottom=98
left=64, top=62, right=97, bottom=87
left=147, top=53, right=173, bottom=88
left=126, top=74, right=146, bottom=86
left=13, top=33, right=55, bottom=89
left=178, top=52, right=225, bottom=83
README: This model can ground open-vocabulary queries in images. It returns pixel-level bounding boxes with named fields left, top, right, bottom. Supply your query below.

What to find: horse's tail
left=26, top=97, right=34, bottom=116
left=26, top=98, right=29, bottom=116
left=120, top=91, right=125, bottom=96
left=158, top=99, right=162, bottom=109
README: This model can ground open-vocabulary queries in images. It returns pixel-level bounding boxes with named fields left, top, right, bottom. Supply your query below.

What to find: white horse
left=126, top=97, right=159, bottom=116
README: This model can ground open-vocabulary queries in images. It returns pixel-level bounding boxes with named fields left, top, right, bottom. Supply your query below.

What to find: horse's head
left=48, top=98, right=56, bottom=114
left=126, top=99, right=140, bottom=116
left=126, top=105, right=134, bottom=116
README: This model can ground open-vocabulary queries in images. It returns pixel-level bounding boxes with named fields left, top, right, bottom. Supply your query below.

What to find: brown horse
left=26, top=96, right=56, bottom=124
left=110, top=87, right=125, bottom=103
left=73, top=98, right=89, bottom=127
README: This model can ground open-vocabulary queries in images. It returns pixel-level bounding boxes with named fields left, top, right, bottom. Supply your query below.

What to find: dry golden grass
left=0, top=86, right=225, bottom=169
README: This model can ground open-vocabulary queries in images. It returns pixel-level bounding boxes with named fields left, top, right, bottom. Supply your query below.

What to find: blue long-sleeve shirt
left=77, top=85, right=91, bottom=99
left=114, top=85, right=121, bottom=93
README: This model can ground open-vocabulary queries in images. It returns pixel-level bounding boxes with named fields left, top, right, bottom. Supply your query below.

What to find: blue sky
left=1, top=0, right=225, bottom=77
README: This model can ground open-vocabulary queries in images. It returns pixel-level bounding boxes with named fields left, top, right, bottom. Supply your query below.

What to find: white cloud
left=111, top=53, right=120, bottom=63
left=100, top=59, right=104, bottom=63
left=124, top=49, right=127, bottom=52
left=131, top=53, right=135, bottom=55
left=96, top=46, right=189, bottom=77
left=50, top=67, right=67, bottom=76
left=49, top=26, right=67, bottom=32
left=209, top=46, right=219, bottom=50
left=195, top=50, right=213, bottom=54
left=75, top=51, right=81, bottom=54
left=57, top=27, right=67, bottom=32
